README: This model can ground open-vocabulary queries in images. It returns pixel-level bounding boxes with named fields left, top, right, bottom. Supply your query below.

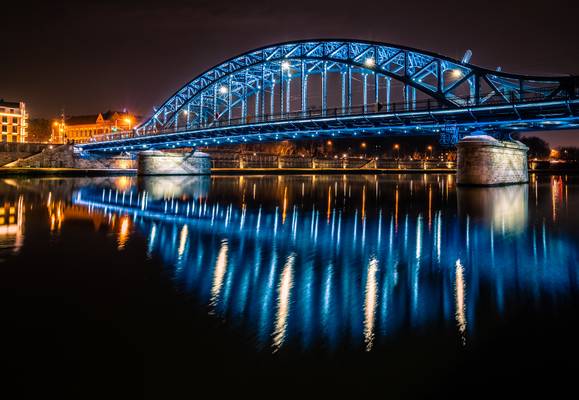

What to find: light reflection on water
left=3, top=174, right=579, bottom=354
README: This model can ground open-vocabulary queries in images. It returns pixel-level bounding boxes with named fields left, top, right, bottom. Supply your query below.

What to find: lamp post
left=52, top=120, right=66, bottom=144
left=326, top=139, right=333, bottom=156
left=393, top=143, right=400, bottom=160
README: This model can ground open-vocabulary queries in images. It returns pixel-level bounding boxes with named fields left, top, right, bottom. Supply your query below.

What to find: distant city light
left=364, top=57, right=375, bottom=68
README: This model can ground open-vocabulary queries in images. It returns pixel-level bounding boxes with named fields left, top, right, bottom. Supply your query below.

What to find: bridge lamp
left=219, top=86, right=228, bottom=95
left=281, top=61, right=290, bottom=70
left=451, top=69, right=463, bottom=78
left=364, top=57, right=375, bottom=68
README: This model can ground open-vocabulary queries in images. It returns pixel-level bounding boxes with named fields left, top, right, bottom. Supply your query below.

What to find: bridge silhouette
left=78, top=39, right=579, bottom=153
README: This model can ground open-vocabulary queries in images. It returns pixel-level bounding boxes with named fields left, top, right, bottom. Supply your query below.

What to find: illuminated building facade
left=51, top=111, right=137, bottom=144
left=0, top=100, right=28, bottom=143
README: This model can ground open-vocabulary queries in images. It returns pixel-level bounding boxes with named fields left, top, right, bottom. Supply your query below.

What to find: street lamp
left=451, top=69, right=463, bottom=79
left=364, top=57, right=375, bottom=68
left=393, top=143, right=400, bottom=160
left=52, top=120, right=66, bottom=144
left=426, top=145, right=433, bottom=160
left=326, top=140, right=333, bottom=156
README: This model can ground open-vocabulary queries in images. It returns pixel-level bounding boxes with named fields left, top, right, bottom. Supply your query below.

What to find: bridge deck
left=79, top=98, right=579, bottom=152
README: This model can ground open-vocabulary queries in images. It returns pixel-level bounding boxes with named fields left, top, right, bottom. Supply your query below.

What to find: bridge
left=78, top=39, right=578, bottom=154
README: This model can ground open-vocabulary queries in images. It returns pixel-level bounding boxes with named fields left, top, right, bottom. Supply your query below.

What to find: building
left=51, top=110, right=137, bottom=144
left=0, top=100, right=28, bottom=143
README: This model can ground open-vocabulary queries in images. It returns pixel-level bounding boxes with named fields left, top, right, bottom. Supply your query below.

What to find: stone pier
left=137, top=150, right=211, bottom=175
left=457, top=135, right=528, bottom=186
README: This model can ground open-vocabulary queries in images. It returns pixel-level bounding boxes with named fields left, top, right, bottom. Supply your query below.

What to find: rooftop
left=65, top=111, right=133, bottom=126
left=0, top=100, right=22, bottom=109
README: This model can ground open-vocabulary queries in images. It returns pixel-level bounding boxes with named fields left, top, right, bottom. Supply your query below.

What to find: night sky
left=2, top=0, right=578, bottom=145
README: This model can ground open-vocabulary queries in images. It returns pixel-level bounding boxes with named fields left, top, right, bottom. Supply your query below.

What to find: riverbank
left=1, top=166, right=578, bottom=177
left=211, top=167, right=457, bottom=175
left=0, top=167, right=138, bottom=177
left=0, top=167, right=456, bottom=176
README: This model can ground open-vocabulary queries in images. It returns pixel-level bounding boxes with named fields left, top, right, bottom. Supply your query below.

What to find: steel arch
left=136, top=39, right=576, bottom=135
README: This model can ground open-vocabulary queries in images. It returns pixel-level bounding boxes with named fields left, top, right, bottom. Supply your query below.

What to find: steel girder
left=135, top=39, right=577, bottom=136
left=80, top=99, right=579, bottom=153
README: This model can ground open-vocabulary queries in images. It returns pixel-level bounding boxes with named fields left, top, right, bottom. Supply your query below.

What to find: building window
left=12, top=126, right=17, bottom=133
left=12, top=117, right=17, bottom=124
left=1, top=117, right=6, bottom=123
left=1, top=126, right=6, bottom=133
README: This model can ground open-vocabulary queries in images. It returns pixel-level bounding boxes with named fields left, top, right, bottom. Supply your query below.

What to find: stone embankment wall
left=137, top=151, right=211, bottom=175
left=457, top=135, right=528, bottom=185
left=0, top=143, right=49, bottom=166
left=4, top=145, right=135, bottom=169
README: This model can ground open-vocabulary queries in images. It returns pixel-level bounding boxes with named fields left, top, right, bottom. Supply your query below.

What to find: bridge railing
left=88, top=91, right=572, bottom=144
left=205, top=153, right=456, bottom=170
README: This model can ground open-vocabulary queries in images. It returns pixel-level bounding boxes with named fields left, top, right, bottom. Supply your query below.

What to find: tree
left=518, top=136, right=550, bottom=159
left=27, top=118, right=52, bottom=143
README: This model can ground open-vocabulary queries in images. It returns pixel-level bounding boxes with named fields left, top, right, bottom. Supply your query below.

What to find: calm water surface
left=1, top=174, right=578, bottom=397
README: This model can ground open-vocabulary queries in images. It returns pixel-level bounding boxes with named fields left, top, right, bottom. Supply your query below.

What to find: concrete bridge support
left=137, top=150, right=211, bottom=175
left=457, top=135, right=528, bottom=186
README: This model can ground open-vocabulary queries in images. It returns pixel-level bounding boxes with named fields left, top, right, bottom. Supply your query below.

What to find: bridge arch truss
left=136, top=39, right=577, bottom=136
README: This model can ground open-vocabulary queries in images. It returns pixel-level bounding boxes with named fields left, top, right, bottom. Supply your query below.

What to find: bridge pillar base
left=457, top=135, right=528, bottom=186
left=137, top=150, right=211, bottom=175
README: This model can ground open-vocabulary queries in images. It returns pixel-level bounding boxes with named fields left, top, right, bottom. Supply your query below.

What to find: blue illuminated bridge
left=78, top=39, right=579, bottom=153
